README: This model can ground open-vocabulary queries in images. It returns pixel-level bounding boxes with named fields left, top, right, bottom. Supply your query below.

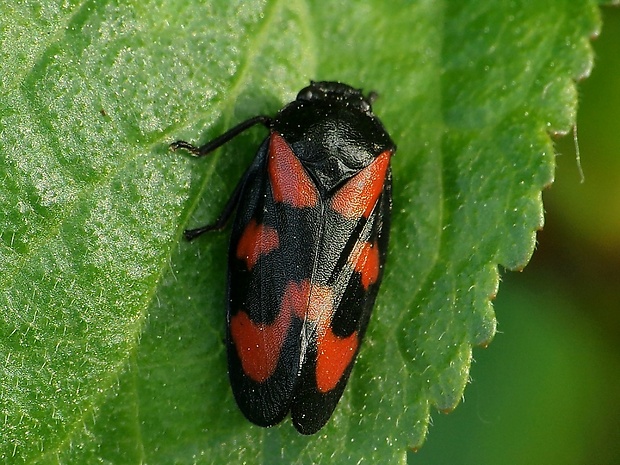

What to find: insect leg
left=171, top=115, right=273, bottom=240
left=183, top=169, right=248, bottom=240
left=169, top=115, right=273, bottom=157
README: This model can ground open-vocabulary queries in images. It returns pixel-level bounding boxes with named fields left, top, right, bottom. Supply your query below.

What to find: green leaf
left=0, top=1, right=600, bottom=464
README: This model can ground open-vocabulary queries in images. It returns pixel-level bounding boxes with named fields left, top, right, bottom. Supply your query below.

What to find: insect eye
left=297, top=88, right=314, bottom=101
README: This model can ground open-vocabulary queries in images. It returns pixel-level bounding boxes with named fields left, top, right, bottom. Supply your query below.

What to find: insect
left=170, top=81, right=396, bottom=434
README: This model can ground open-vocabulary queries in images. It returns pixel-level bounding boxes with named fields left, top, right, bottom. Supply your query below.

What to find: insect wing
left=226, top=133, right=323, bottom=427
left=291, top=150, right=393, bottom=434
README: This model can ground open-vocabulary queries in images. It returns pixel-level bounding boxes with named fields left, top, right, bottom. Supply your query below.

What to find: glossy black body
left=173, top=82, right=396, bottom=434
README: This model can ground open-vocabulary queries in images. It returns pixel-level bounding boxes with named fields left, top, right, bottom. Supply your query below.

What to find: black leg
left=183, top=173, right=246, bottom=240
left=169, top=115, right=273, bottom=157
left=170, top=114, right=274, bottom=240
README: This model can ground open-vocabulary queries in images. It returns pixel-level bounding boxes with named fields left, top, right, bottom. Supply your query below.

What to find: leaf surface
left=0, top=1, right=600, bottom=463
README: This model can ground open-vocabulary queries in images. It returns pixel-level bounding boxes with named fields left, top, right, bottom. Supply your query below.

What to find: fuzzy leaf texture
left=0, top=1, right=601, bottom=464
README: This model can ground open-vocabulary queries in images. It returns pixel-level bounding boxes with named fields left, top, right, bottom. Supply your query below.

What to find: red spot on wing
left=351, top=240, right=380, bottom=289
left=268, top=132, right=319, bottom=207
left=230, top=281, right=310, bottom=383
left=236, top=219, right=279, bottom=270
left=306, top=284, right=334, bottom=324
left=302, top=283, right=359, bottom=394
left=230, top=309, right=288, bottom=383
left=316, top=328, right=359, bottom=393
left=282, top=280, right=312, bottom=320
left=331, top=149, right=392, bottom=218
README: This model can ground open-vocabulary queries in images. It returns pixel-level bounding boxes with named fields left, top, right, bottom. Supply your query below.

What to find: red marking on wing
left=282, top=280, right=312, bottom=320
left=306, top=284, right=334, bottom=325
left=236, top=219, right=279, bottom=270
left=351, top=240, right=380, bottom=289
left=230, top=308, right=291, bottom=383
left=316, top=328, right=359, bottom=394
left=331, top=149, right=392, bottom=218
left=230, top=281, right=310, bottom=383
left=268, top=132, right=319, bottom=207
left=302, top=283, right=359, bottom=394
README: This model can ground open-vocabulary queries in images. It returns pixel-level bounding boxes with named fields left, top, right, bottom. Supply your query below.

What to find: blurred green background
left=412, top=6, right=620, bottom=465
